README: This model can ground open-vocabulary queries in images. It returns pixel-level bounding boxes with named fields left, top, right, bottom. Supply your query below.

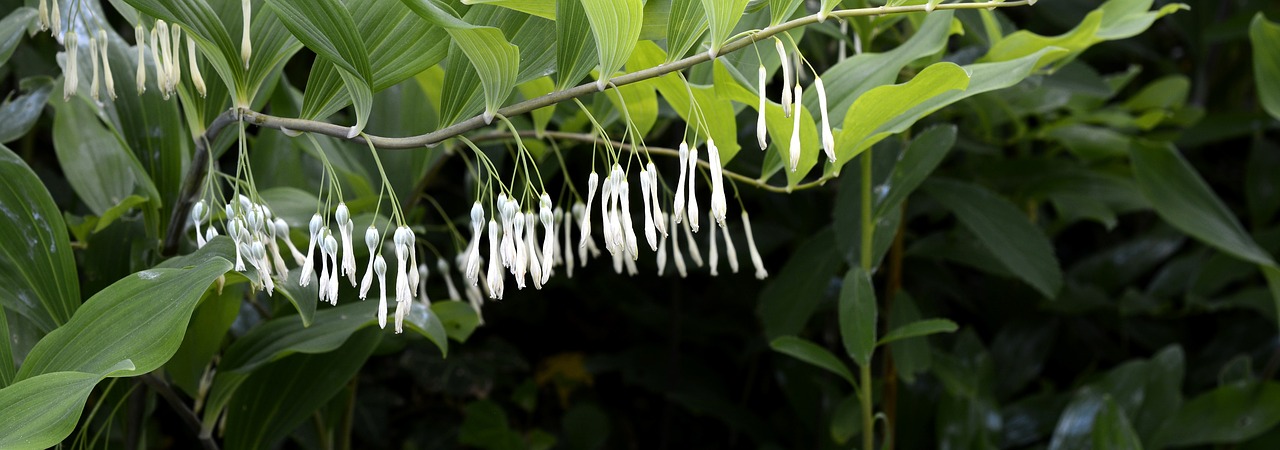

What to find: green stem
left=860, top=364, right=874, bottom=450
left=859, top=149, right=875, bottom=450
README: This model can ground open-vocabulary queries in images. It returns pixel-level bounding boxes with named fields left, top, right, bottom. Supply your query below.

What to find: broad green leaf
left=15, top=255, right=231, bottom=379
left=665, top=0, right=707, bottom=62
left=1092, top=397, right=1144, bottom=450
left=1251, top=13, right=1280, bottom=121
left=0, top=144, right=79, bottom=333
left=832, top=142, right=900, bottom=267
left=0, top=310, right=11, bottom=388
left=711, top=59, right=816, bottom=186
left=432, top=5, right=556, bottom=124
left=630, top=41, right=740, bottom=161
left=758, top=228, right=841, bottom=339
left=700, top=0, right=749, bottom=57
left=556, top=0, right=596, bottom=89
left=167, top=283, right=242, bottom=396
left=518, top=77, right=556, bottom=135
left=52, top=97, right=159, bottom=219
left=878, top=319, right=958, bottom=346
left=1154, top=382, right=1280, bottom=447
left=464, top=0, right=555, bottom=19
left=301, top=0, right=446, bottom=122
left=580, top=0, right=643, bottom=90
left=982, top=0, right=1186, bottom=70
left=769, top=336, right=855, bottom=386
left=401, top=0, right=519, bottom=123
left=830, top=394, right=861, bottom=444
left=818, top=0, right=840, bottom=20
left=433, top=301, right=481, bottom=342
left=828, top=47, right=1065, bottom=177
left=833, top=62, right=969, bottom=168
left=274, top=267, right=318, bottom=326
left=769, top=0, right=803, bottom=26
left=92, top=195, right=149, bottom=233
left=839, top=267, right=877, bottom=367
left=923, top=179, right=1063, bottom=298
left=223, top=328, right=380, bottom=450
left=121, top=0, right=246, bottom=100
left=0, top=360, right=136, bottom=450
left=604, top=74, right=658, bottom=136
left=266, top=0, right=374, bottom=136
left=0, top=77, right=51, bottom=144
left=0, top=7, right=36, bottom=66
left=887, top=292, right=932, bottom=383
left=873, top=124, right=956, bottom=219
left=1130, top=142, right=1276, bottom=268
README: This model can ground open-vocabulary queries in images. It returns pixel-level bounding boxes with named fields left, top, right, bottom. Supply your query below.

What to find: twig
left=142, top=373, right=220, bottom=450
left=161, top=1, right=1034, bottom=255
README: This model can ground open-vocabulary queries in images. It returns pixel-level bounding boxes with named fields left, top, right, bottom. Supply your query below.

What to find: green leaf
left=1154, top=382, right=1280, bottom=447
left=887, top=292, right=932, bottom=383
left=769, top=336, right=855, bottom=385
left=433, top=301, right=481, bottom=342
left=833, top=62, right=969, bottom=167
left=265, top=0, right=375, bottom=136
left=518, top=77, right=556, bottom=135
left=52, top=97, right=159, bottom=219
left=878, top=319, right=958, bottom=346
left=982, top=0, right=1186, bottom=70
left=665, top=0, right=706, bottom=62
left=830, top=394, right=861, bottom=444
left=0, top=310, right=12, bottom=388
left=92, top=195, right=149, bottom=233
left=401, top=0, right=519, bottom=123
left=0, top=77, right=53, bottom=144
left=15, top=254, right=231, bottom=379
left=839, top=267, right=877, bottom=367
left=923, top=179, right=1063, bottom=298
left=0, top=360, right=136, bottom=450
left=0, top=144, right=79, bottom=333
left=630, top=41, right=740, bottom=162
left=758, top=228, right=841, bottom=339
left=711, top=59, right=816, bottom=185
left=580, top=0, right=643, bottom=90
left=873, top=124, right=956, bottom=218
left=167, top=283, right=242, bottom=396
left=223, top=328, right=380, bottom=450
left=700, top=0, right=749, bottom=57
left=556, top=0, right=596, bottom=89
left=1251, top=13, right=1280, bottom=121
left=1130, top=142, right=1276, bottom=268
left=0, top=7, right=36, bottom=66
left=1092, top=397, right=1144, bottom=450
left=464, top=0, right=555, bottom=19
left=769, top=0, right=803, bottom=26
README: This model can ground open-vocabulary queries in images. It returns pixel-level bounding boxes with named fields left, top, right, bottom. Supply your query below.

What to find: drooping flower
left=580, top=172, right=598, bottom=250
left=134, top=25, right=146, bottom=93
left=418, top=263, right=431, bottom=301
left=656, top=213, right=668, bottom=276
left=325, top=233, right=340, bottom=304
left=168, top=24, right=182, bottom=94
left=98, top=30, right=116, bottom=100
left=89, top=34, right=101, bottom=103
left=618, top=176, right=639, bottom=259
left=439, top=258, right=461, bottom=301
left=500, top=195, right=516, bottom=267
left=708, top=139, right=727, bottom=226
left=511, top=211, right=527, bottom=288
left=299, top=214, right=322, bottom=287
left=708, top=224, right=719, bottom=276
left=465, top=202, right=484, bottom=284
left=683, top=217, right=703, bottom=267
left=526, top=213, right=544, bottom=289
left=486, top=219, right=504, bottom=299
left=374, top=255, right=388, bottom=328
left=673, top=142, right=689, bottom=224
left=670, top=212, right=687, bottom=277
left=359, top=226, right=378, bottom=300
left=265, top=218, right=289, bottom=279
left=227, top=218, right=246, bottom=271
left=241, top=0, right=252, bottom=69
left=789, top=84, right=803, bottom=172
left=538, top=194, right=554, bottom=284
left=600, top=173, right=617, bottom=253
left=406, top=228, right=420, bottom=294
left=274, top=218, right=305, bottom=264
left=640, top=166, right=657, bottom=251
left=335, top=203, right=357, bottom=286
left=38, top=0, right=49, bottom=31
left=51, top=0, right=60, bottom=40
left=192, top=200, right=208, bottom=248
left=720, top=220, right=739, bottom=274
left=187, top=37, right=206, bottom=97
left=686, top=145, right=700, bottom=232
left=776, top=39, right=791, bottom=117
left=63, top=32, right=77, bottom=100
left=562, top=206, right=575, bottom=278
left=742, top=211, right=768, bottom=279
left=757, top=66, right=768, bottom=151
left=647, top=163, right=665, bottom=237
left=815, top=76, right=836, bottom=162
left=149, top=25, right=166, bottom=98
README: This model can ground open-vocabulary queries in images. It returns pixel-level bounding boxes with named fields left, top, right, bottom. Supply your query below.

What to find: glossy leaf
left=1251, top=13, right=1280, bottom=121
left=0, top=144, right=79, bottom=333
left=0, top=360, right=135, bottom=450
left=464, top=0, right=555, bottom=19
left=556, top=0, right=596, bottom=89
left=924, top=179, right=1063, bottom=298
left=52, top=97, right=159, bottom=219
left=700, top=0, right=749, bottom=57
left=839, top=267, right=877, bottom=367
left=265, top=0, right=374, bottom=135
left=0, top=77, right=53, bottom=144
left=223, top=328, right=380, bottom=450
left=401, top=0, right=519, bottom=123
left=873, top=124, right=956, bottom=219
left=878, top=319, right=958, bottom=346
left=1154, top=382, right=1280, bottom=447
left=15, top=255, right=231, bottom=379
left=758, top=228, right=841, bottom=339
left=580, top=0, right=643, bottom=90
left=665, top=0, right=707, bottom=62
left=983, top=0, right=1186, bottom=70
left=0, top=7, right=36, bottom=66
left=769, top=0, right=803, bottom=26
left=770, top=336, right=855, bottom=386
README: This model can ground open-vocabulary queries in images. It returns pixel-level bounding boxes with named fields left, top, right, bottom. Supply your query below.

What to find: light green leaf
left=266, top=0, right=374, bottom=136
left=0, top=77, right=53, bottom=144
left=605, top=74, right=658, bottom=136
left=758, top=228, right=841, bottom=339
left=0, top=310, right=12, bottom=388
left=839, top=267, right=877, bottom=367
left=878, top=319, right=958, bottom=346
left=770, top=336, right=855, bottom=386
left=0, top=360, right=136, bottom=450
left=15, top=255, right=231, bottom=379
left=0, top=7, right=36, bottom=66
left=580, top=0, right=643, bottom=90
left=0, top=143, right=80, bottom=334
left=923, top=179, right=1063, bottom=298
left=630, top=41, right=740, bottom=161
left=769, top=0, right=803, bottom=26
left=92, top=195, right=149, bottom=233
left=167, top=283, right=242, bottom=396
left=873, top=124, right=957, bottom=219
left=1092, top=397, right=1144, bottom=450
left=518, top=77, right=557, bottom=135
left=982, top=0, right=1186, bottom=70
left=223, top=328, right=380, bottom=450
left=464, top=0, right=556, bottom=19
left=401, top=0, right=519, bottom=123
left=711, top=53, right=817, bottom=186
left=556, top=0, right=596, bottom=89
left=665, top=0, right=707, bottom=62
left=700, top=0, right=749, bottom=57
left=1153, top=382, right=1280, bottom=447
left=1251, top=13, right=1280, bottom=121
left=52, top=97, right=159, bottom=219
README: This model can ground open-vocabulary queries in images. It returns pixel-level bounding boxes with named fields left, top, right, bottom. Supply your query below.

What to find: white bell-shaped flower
left=500, top=195, right=517, bottom=267
left=742, top=211, right=768, bottom=279
left=640, top=167, right=657, bottom=251
left=192, top=200, right=208, bottom=248
left=98, top=30, right=115, bottom=100
left=335, top=203, right=357, bottom=286
left=299, top=214, right=322, bottom=287
left=359, top=226, right=378, bottom=300
left=708, top=139, right=727, bottom=226
left=89, top=35, right=100, bottom=103
left=656, top=214, right=668, bottom=276
left=418, top=262, right=431, bottom=302
left=673, top=142, right=689, bottom=224
left=466, top=202, right=484, bottom=284
left=562, top=206, right=575, bottom=278
left=511, top=212, right=527, bottom=288
left=618, top=178, right=638, bottom=259
left=777, top=39, right=792, bottom=117
left=486, top=220, right=504, bottom=299
left=538, top=194, right=554, bottom=284
left=647, top=163, right=666, bottom=238
left=683, top=218, right=703, bottom=267
left=439, top=258, right=461, bottom=301
left=815, top=76, right=836, bottom=163
left=670, top=212, right=687, bottom=277
left=187, top=37, right=206, bottom=97
left=241, top=0, right=252, bottom=69
left=686, top=145, right=700, bottom=232
left=708, top=224, right=719, bottom=276
left=526, top=215, right=544, bottom=289
left=275, top=218, right=305, bottom=264
left=720, top=221, right=739, bottom=274
left=134, top=25, right=146, bottom=93
left=227, top=218, right=246, bottom=271
left=789, top=84, right=803, bottom=172
left=757, top=66, right=768, bottom=150
left=63, top=32, right=78, bottom=100
left=374, top=255, right=388, bottom=328
left=580, top=173, right=598, bottom=249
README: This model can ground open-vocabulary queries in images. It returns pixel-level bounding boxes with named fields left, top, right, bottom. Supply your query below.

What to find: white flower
left=418, top=263, right=431, bottom=302
left=500, top=195, right=516, bottom=267
left=359, top=226, right=378, bottom=300
left=227, top=218, right=246, bottom=271
left=149, top=25, right=166, bottom=99
left=335, top=203, right=357, bottom=286
left=134, top=25, right=146, bottom=94
left=299, top=214, right=322, bottom=287
left=574, top=203, right=599, bottom=264
left=720, top=220, right=739, bottom=274
left=670, top=212, right=687, bottom=277
left=406, top=228, right=420, bottom=293
left=98, top=30, right=116, bottom=100
left=439, top=258, right=461, bottom=301
left=325, top=233, right=339, bottom=304
left=168, top=24, right=182, bottom=95
left=687, top=145, right=700, bottom=232
left=241, top=0, right=252, bottom=69
left=580, top=172, right=599, bottom=248
left=192, top=200, right=207, bottom=248
left=656, top=214, right=668, bottom=276
left=374, top=255, right=388, bottom=328
left=511, top=212, right=527, bottom=288
left=562, top=206, right=575, bottom=278
left=552, top=208, right=564, bottom=267
left=647, top=163, right=665, bottom=237
left=38, top=0, right=49, bottom=31
left=465, top=202, right=484, bottom=284
left=63, top=32, right=77, bottom=100
left=742, top=211, right=767, bottom=279
left=618, top=176, right=638, bottom=259
left=673, top=142, right=689, bottom=224
left=623, top=251, right=638, bottom=275
left=486, top=219, right=504, bottom=299
left=708, top=139, right=727, bottom=226
left=600, top=173, right=617, bottom=253
left=640, top=167, right=657, bottom=251
left=758, top=66, right=768, bottom=151
left=187, top=37, right=206, bottom=97
left=611, top=244, right=624, bottom=274
left=816, top=76, right=836, bottom=163
left=708, top=224, right=719, bottom=276
left=249, top=241, right=275, bottom=295
left=777, top=39, right=792, bottom=117
left=526, top=214, right=544, bottom=289
left=538, top=194, right=554, bottom=284
left=266, top=221, right=289, bottom=280
left=790, top=84, right=803, bottom=172
left=683, top=217, right=703, bottom=268
left=89, top=35, right=101, bottom=103
left=204, top=226, right=218, bottom=245
left=275, top=218, right=305, bottom=264
left=51, top=0, right=60, bottom=40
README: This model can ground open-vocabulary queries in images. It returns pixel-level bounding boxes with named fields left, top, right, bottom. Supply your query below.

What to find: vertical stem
left=859, top=149, right=875, bottom=450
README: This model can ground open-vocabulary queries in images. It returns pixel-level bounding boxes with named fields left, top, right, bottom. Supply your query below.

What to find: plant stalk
left=859, top=149, right=875, bottom=450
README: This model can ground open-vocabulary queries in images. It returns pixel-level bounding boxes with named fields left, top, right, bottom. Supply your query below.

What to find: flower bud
left=789, top=84, right=803, bottom=172
left=815, top=76, right=835, bottom=163
left=757, top=66, right=768, bottom=151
